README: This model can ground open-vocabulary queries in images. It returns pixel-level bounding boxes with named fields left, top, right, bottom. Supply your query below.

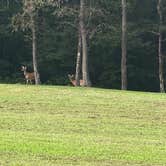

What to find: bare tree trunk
left=31, top=15, right=40, bottom=85
left=75, top=29, right=82, bottom=86
left=157, top=0, right=165, bottom=92
left=80, top=0, right=91, bottom=87
left=121, top=0, right=127, bottom=90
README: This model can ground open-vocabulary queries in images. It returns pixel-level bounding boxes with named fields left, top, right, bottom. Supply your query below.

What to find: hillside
left=0, top=84, right=165, bottom=166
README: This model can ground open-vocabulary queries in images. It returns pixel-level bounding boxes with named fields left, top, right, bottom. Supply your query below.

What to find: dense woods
left=1, top=0, right=166, bottom=92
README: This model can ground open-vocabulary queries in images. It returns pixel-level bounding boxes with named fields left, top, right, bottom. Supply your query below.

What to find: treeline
left=0, top=0, right=166, bottom=92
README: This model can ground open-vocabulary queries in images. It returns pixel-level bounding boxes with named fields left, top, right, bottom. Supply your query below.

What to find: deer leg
left=26, top=79, right=29, bottom=84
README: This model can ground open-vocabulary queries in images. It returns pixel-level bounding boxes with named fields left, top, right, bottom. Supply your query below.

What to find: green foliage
left=0, top=0, right=166, bottom=91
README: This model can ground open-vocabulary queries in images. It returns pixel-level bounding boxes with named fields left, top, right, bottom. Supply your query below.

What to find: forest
left=1, top=0, right=166, bottom=92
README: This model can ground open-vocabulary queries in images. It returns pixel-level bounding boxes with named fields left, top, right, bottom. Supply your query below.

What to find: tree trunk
left=157, top=0, right=165, bottom=92
left=80, top=0, right=91, bottom=87
left=121, top=0, right=127, bottom=90
left=31, top=15, right=40, bottom=85
left=75, top=29, right=82, bottom=86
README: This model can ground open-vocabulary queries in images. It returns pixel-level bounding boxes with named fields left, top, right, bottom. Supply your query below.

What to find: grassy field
left=0, top=84, right=166, bottom=166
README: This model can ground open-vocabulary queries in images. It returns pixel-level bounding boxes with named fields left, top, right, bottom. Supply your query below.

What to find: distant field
left=0, top=84, right=165, bottom=166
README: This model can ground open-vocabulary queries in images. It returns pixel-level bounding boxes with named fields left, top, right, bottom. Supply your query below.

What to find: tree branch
left=147, top=31, right=159, bottom=35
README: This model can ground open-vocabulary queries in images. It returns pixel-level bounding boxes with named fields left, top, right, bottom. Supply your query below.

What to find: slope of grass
left=0, top=84, right=166, bottom=166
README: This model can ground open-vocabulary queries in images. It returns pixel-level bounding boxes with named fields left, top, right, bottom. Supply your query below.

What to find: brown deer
left=21, top=66, right=35, bottom=84
left=68, top=74, right=84, bottom=86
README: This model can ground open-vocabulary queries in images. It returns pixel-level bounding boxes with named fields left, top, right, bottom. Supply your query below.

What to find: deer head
left=68, top=74, right=74, bottom=81
left=21, top=65, right=27, bottom=72
left=68, top=74, right=84, bottom=86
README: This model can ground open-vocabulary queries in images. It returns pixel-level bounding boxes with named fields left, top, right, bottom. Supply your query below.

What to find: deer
left=68, top=74, right=84, bottom=87
left=21, top=65, right=35, bottom=84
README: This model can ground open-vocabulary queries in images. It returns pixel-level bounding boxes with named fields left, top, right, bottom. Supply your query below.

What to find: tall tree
left=12, top=0, right=41, bottom=84
left=80, top=0, right=91, bottom=87
left=75, top=29, right=82, bottom=86
left=157, top=0, right=164, bottom=92
left=27, top=0, right=40, bottom=84
left=121, top=0, right=127, bottom=90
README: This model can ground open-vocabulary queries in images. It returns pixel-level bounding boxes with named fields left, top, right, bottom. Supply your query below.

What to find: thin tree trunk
left=121, top=0, right=127, bottom=90
left=31, top=15, right=40, bottom=85
left=75, top=29, right=82, bottom=86
left=80, top=0, right=91, bottom=87
left=157, top=0, right=165, bottom=92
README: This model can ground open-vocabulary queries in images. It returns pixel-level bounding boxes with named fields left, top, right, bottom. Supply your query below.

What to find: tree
left=157, top=0, right=164, bottom=92
left=26, top=0, right=40, bottom=84
left=80, top=0, right=91, bottom=87
left=75, top=29, right=82, bottom=86
left=121, top=0, right=127, bottom=90
left=12, top=0, right=41, bottom=84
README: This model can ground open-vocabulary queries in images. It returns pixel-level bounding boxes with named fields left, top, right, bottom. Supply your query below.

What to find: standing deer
left=21, top=66, right=35, bottom=84
left=68, top=74, right=84, bottom=86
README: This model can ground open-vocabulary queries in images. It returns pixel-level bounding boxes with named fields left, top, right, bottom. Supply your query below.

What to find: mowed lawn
left=0, top=84, right=166, bottom=166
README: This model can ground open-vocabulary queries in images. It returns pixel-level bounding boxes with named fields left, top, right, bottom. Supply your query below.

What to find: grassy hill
left=0, top=84, right=165, bottom=166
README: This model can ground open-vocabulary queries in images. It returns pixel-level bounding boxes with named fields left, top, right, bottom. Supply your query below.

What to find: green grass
left=0, top=84, right=166, bottom=166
